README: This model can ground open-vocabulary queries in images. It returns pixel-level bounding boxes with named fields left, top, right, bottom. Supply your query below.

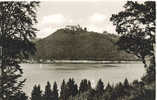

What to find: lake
left=21, top=63, right=145, bottom=96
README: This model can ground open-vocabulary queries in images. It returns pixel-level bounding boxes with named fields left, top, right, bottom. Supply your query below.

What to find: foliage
left=110, top=0, right=155, bottom=88
left=43, top=81, right=53, bottom=100
left=64, top=24, right=87, bottom=33
left=31, top=85, right=42, bottom=100
left=0, top=1, right=39, bottom=99
left=60, top=80, right=67, bottom=100
left=95, top=79, right=105, bottom=96
left=110, top=1, right=155, bottom=100
left=52, top=82, right=59, bottom=100
left=142, top=56, right=155, bottom=84
left=124, top=78, right=129, bottom=88
left=29, top=77, right=155, bottom=100
left=110, top=1, right=155, bottom=67
left=79, top=79, right=89, bottom=93
left=35, top=28, right=136, bottom=61
left=87, top=80, right=92, bottom=90
left=9, top=92, right=28, bottom=100
left=66, top=78, right=78, bottom=97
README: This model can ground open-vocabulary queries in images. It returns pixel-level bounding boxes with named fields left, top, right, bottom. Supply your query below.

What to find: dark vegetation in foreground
left=11, top=73, right=155, bottom=100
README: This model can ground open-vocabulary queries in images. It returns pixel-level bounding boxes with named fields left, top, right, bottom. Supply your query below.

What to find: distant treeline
left=10, top=77, right=155, bottom=100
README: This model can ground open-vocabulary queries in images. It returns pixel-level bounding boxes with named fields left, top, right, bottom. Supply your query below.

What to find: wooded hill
left=34, top=26, right=136, bottom=61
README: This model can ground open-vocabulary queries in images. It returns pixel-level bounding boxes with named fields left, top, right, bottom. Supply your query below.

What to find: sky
left=35, top=1, right=126, bottom=38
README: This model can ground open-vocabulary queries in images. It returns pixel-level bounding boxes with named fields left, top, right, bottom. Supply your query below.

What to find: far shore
left=23, top=60, right=143, bottom=64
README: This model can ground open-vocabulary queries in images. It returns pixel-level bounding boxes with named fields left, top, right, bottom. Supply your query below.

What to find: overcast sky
left=35, top=1, right=126, bottom=38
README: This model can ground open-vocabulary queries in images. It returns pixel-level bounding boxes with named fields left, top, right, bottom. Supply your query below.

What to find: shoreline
left=23, top=60, right=142, bottom=64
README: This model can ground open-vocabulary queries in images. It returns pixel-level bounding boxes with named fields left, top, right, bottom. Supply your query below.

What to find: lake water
left=21, top=63, right=145, bottom=96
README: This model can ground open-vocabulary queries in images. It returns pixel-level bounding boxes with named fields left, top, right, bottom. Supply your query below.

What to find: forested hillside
left=34, top=26, right=136, bottom=61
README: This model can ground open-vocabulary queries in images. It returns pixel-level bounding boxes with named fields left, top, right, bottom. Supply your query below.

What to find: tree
left=87, top=89, right=96, bottom=100
left=103, top=82, right=113, bottom=100
left=142, top=55, right=155, bottom=84
left=43, top=81, right=53, bottom=100
left=103, top=30, right=108, bottom=34
left=79, top=79, right=88, bottom=93
left=0, top=1, right=39, bottom=99
left=110, top=1, right=155, bottom=82
left=60, top=80, right=67, bottom=100
left=124, top=78, right=129, bottom=88
left=95, top=79, right=104, bottom=96
left=87, top=80, right=92, bottom=90
left=31, top=85, right=42, bottom=100
left=66, top=78, right=78, bottom=97
left=52, top=82, right=58, bottom=100
left=9, top=92, right=28, bottom=100
left=84, top=27, right=87, bottom=32
left=64, top=24, right=87, bottom=33
left=105, top=82, right=113, bottom=93
left=114, top=82, right=124, bottom=97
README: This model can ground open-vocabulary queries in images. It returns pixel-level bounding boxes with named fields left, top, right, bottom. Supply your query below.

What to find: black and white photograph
left=0, top=0, right=155, bottom=100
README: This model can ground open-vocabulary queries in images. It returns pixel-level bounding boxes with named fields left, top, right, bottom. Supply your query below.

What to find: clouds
left=89, top=13, right=106, bottom=23
left=36, top=12, right=115, bottom=38
left=35, top=1, right=126, bottom=38
left=87, top=13, right=112, bottom=33
left=40, top=13, right=107, bottom=26
left=41, top=14, right=66, bottom=25
left=37, top=26, right=61, bottom=38
left=36, top=14, right=67, bottom=38
left=87, top=25, right=104, bottom=33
